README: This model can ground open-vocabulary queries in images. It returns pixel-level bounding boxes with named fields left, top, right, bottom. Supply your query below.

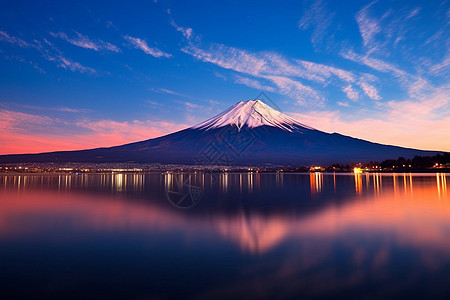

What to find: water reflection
left=437, top=173, right=448, bottom=200
left=310, top=172, right=323, bottom=196
left=0, top=172, right=449, bottom=298
left=354, top=172, right=362, bottom=194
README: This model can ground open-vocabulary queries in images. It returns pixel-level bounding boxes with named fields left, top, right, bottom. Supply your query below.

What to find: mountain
left=0, top=100, right=443, bottom=166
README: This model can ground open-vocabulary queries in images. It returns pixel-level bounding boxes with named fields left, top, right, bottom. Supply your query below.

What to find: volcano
left=0, top=100, right=442, bottom=166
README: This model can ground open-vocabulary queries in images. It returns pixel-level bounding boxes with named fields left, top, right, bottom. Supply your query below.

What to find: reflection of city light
left=164, top=173, right=173, bottom=192
left=409, top=173, right=413, bottom=194
left=310, top=172, right=323, bottom=196
left=115, top=173, right=123, bottom=192
left=354, top=173, right=362, bottom=195
left=437, top=173, right=448, bottom=200
left=247, top=173, right=253, bottom=193
left=393, top=173, right=398, bottom=196
left=373, top=173, right=381, bottom=195
left=221, top=172, right=228, bottom=192
left=333, top=173, right=336, bottom=191
left=239, top=173, right=243, bottom=193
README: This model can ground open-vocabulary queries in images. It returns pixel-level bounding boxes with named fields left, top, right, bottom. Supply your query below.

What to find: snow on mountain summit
left=192, top=100, right=314, bottom=132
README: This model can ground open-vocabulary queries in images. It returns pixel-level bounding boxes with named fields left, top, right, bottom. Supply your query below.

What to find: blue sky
left=0, top=0, right=449, bottom=154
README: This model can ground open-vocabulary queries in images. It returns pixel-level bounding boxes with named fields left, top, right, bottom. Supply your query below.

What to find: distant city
left=1, top=153, right=448, bottom=174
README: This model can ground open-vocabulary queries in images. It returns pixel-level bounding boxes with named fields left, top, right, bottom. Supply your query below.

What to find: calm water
left=0, top=172, right=449, bottom=299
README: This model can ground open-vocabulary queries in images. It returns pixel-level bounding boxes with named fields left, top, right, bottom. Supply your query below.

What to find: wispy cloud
left=428, top=55, right=450, bottom=76
left=180, top=37, right=386, bottom=105
left=0, top=30, right=97, bottom=74
left=57, top=107, right=90, bottom=113
left=169, top=14, right=395, bottom=105
left=298, top=0, right=335, bottom=50
left=53, top=56, right=96, bottom=74
left=50, top=31, right=120, bottom=52
left=358, top=81, right=381, bottom=100
left=343, top=85, right=359, bottom=101
left=233, top=75, right=275, bottom=92
left=341, top=49, right=405, bottom=77
left=340, top=49, right=418, bottom=96
left=337, top=101, right=350, bottom=107
left=0, top=109, right=52, bottom=130
left=172, top=100, right=202, bottom=109
left=355, top=1, right=381, bottom=48
left=0, top=30, right=32, bottom=48
left=150, top=87, right=198, bottom=100
left=294, top=59, right=356, bottom=83
left=182, top=43, right=325, bottom=105
left=170, top=20, right=193, bottom=40
left=124, top=35, right=171, bottom=58
left=4, top=103, right=90, bottom=113
left=0, top=30, right=43, bottom=51
left=263, top=75, right=323, bottom=106
left=76, top=119, right=187, bottom=143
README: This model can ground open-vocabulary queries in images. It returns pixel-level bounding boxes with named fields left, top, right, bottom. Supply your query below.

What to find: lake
left=0, top=172, right=449, bottom=299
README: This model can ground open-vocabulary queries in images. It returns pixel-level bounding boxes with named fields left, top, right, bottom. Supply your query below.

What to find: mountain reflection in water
left=0, top=172, right=449, bottom=299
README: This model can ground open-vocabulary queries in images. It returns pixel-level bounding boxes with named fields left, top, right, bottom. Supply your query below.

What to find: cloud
left=150, top=88, right=204, bottom=101
left=181, top=35, right=398, bottom=104
left=355, top=1, right=381, bottom=48
left=76, top=119, right=188, bottom=142
left=298, top=0, right=335, bottom=50
left=428, top=54, right=450, bottom=76
left=124, top=35, right=171, bottom=58
left=0, top=30, right=98, bottom=74
left=341, top=49, right=405, bottom=77
left=56, top=56, right=96, bottom=73
left=183, top=101, right=200, bottom=109
left=0, top=109, right=188, bottom=154
left=182, top=43, right=329, bottom=105
left=294, top=59, right=356, bottom=83
left=50, top=31, right=121, bottom=52
left=172, top=18, right=393, bottom=105
left=340, top=49, right=427, bottom=98
left=233, top=75, right=275, bottom=92
left=0, top=30, right=32, bottom=48
left=6, top=103, right=90, bottom=113
left=263, top=75, right=323, bottom=106
left=343, top=85, right=359, bottom=101
left=154, top=88, right=189, bottom=97
left=0, top=109, right=52, bottom=130
left=358, top=81, right=381, bottom=100
left=170, top=20, right=193, bottom=39
left=56, top=107, right=91, bottom=113
left=337, top=101, right=350, bottom=107
left=288, top=86, right=450, bottom=151
left=0, top=30, right=42, bottom=51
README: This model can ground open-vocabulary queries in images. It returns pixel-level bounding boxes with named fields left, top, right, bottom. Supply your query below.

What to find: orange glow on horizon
left=0, top=122, right=189, bottom=155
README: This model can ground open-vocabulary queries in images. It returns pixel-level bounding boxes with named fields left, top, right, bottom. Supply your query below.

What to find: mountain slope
left=0, top=100, right=443, bottom=165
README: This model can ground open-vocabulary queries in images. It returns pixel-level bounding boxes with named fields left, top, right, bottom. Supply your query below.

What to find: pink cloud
left=49, top=31, right=121, bottom=53
left=0, top=109, right=188, bottom=155
left=288, top=94, right=450, bottom=152
left=124, top=35, right=172, bottom=58
left=358, top=81, right=381, bottom=100
left=0, top=30, right=32, bottom=48
left=343, top=85, right=359, bottom=101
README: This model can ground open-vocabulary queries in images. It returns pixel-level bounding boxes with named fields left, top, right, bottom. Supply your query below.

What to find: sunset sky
left=0, top=0, right=449, bottom=154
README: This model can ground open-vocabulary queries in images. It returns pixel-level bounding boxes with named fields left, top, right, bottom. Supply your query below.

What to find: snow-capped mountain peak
left=192, top=100, right=314, bottom=132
